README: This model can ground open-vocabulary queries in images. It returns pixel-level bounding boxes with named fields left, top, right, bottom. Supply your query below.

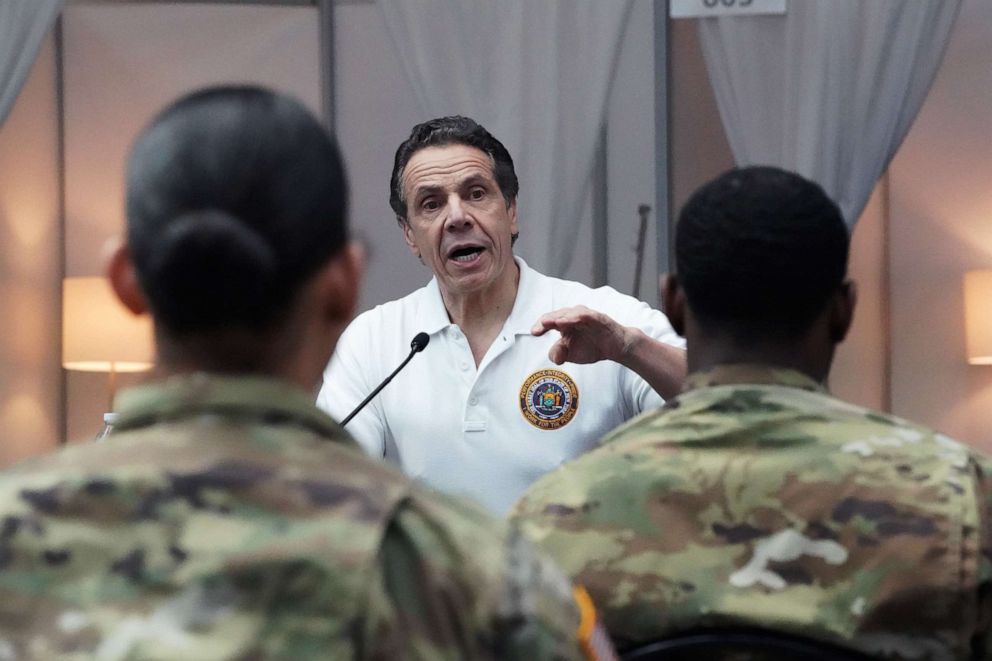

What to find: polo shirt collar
left=112, top=373, right=355, bottom=447
left=503, top=257, right=552, bottom=336
left=416, top=277, right=458, bottom=336
left=683, top=364, right=827, bottom=394
left=414, top=256, right=549, bottom=338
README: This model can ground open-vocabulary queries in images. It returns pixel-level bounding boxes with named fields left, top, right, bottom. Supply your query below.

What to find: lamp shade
left=964, top=270, right=992, bottom=365
left=62, top=276, right=154, bottom=372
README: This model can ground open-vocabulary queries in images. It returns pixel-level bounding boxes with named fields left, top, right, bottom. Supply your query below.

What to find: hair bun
left=143, top=209, right=278, bottom=332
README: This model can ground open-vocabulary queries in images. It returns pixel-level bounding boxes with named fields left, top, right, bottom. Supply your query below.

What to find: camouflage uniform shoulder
left=0, top=425, right=424, bottom=658
left=363, top=481, right=603, bottom=659
left=966, top=444, right=992, bottom=656
left=513, top=368, right=992, bottom=658
left=597, top=406, right=667, bottom=448
left=595, top=367, right=820, bottom=449
left=0, top=376, right=424, bottom=658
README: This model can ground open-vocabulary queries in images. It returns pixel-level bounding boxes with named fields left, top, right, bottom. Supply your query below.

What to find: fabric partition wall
left=378, top=1, right=634, bottom=276
left=0, top=0, right=64, bottom=128
left=698, top=0, right=960, bottom=226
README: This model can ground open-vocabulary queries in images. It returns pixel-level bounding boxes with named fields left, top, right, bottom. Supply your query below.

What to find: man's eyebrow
left=412, top=172, right=491, bottom=199
left=459, top=174, right=491, bottom=189
left=412, top=183, right=443, bottom=200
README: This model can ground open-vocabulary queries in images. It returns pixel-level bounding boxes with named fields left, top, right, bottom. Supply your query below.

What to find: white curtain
left=378, top=1, right=634, bottom=276
left=0, top=0, right=64, bottom=128
left=699, top=0, right=960, bottom=226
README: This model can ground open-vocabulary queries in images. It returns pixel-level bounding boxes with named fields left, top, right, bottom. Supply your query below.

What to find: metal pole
left=654, top=0, right=671, bottom=300
left=55, top=15, right=68, bottom=445
left=591, top=124, right=609, bottom=287
left=318, top=0, right=335, bottom=132
left=632, top=204, right=651, bottom=299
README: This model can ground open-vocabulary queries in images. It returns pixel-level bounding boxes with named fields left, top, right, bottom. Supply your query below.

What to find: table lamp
left=964, top=270, right=992, bottom=365
left=62, top=276, right=154, bottom=432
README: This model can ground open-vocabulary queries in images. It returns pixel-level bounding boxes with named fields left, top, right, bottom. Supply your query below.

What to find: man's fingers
left=532, top=306, right=597, bottom=336
left=532, top=312, right=566, bottom=335
left=532, top=319, right=552, bottom=336
left=533, top=317, right=579, bottom=337
left=548, top=338, right=568, bottom=364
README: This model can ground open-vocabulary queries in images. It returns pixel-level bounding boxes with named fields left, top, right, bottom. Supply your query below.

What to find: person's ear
left=316, top=240, right=365, bottom=325
left=106, top=240, right=148, bottom=315
left=400, top=219, right=420, bottom=258
left=829, top=280, right=857, bottom=344
left=661, top=273, right=686, bottom=337
left=507, top=198, right=518, bottom=238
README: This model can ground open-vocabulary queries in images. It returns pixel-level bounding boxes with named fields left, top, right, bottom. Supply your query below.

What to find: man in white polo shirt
left=317, top=116, right=685, bottom=513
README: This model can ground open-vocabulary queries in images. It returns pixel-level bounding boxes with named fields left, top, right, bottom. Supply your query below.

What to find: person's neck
left=441, top=262, right=520, bottom=366
left=153, top=326, right=326, bottom=393
left=686, top=330, right=834, bottom=385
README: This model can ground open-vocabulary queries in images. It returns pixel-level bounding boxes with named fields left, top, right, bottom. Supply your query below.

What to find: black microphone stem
left=340, top=333, right=429, bottom=427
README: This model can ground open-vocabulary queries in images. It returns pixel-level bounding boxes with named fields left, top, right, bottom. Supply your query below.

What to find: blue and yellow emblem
left=519, top=369, right=579, bottom=430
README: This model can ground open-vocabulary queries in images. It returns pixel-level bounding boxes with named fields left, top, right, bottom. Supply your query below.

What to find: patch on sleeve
left=519, top=369, right=579, bottom=430
left=574, top=585, right=618, bottom=661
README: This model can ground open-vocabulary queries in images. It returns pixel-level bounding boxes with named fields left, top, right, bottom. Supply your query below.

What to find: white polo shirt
left=317, top=258, right=684, bottom=513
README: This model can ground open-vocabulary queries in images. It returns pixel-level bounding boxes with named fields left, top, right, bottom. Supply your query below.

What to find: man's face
left=400, top=144, right=519, bottom=300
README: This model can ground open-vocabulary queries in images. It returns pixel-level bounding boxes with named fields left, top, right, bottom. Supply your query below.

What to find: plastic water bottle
left=95, top=412, right=118, bottom=441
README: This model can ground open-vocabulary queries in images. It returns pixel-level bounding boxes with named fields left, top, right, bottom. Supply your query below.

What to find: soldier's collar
left=683, top=364, right=827, bottom=394
left=112, top=373, right=354, bottom=445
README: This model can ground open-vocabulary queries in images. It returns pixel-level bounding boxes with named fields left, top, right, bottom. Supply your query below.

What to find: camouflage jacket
left=0, top=374, right=600, bottom=660
left=513, top=365, right=992, bottom=660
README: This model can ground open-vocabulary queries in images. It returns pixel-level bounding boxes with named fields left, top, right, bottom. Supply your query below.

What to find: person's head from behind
left=662, top=166, right=853, bottom=381
left=109, top=86, right=362, bottom=387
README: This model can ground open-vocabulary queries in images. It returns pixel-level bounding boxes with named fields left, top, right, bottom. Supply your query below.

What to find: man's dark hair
left=675, top=166, right=849, bottom=339
left=389, top=115, right=519, bottom=222
left=126, top=85, right=348, bottom=336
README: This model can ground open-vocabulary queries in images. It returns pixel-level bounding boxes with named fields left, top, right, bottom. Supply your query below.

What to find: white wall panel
left=332, top=2, right=426, bottom=312
left=0, top=35, right=61, bottom=464
left=889, top=0, right=992, bottom=450
left=62, top=4, right=320, bottom=440
left=831, top=183, right=886, bottom=411
left=63, top=4, right=320, bottom=276
left=605, top=0, right=658, bottom=300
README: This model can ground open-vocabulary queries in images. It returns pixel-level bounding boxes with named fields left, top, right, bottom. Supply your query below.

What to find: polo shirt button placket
left=453, top=331, right=473, bottom=376
left=463, top=389, right=486, bottom=434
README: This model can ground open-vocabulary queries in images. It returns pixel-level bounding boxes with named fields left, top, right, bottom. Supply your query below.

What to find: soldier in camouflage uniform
left=513, top=166, right=992, bottom=659
left=0, top=87, right=612, bottom=660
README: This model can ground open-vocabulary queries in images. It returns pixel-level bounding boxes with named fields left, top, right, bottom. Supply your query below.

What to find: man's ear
left=660, top=273, right=686, bottom=337
left=106, top=240, right=148, bottom=315
left=315, top=240, right=365, bottom=325
left=399, top=219, right=420, bottom=258
left=507, top=198, right=519, bottom=237
left=829, top=280, right=857, bottom=344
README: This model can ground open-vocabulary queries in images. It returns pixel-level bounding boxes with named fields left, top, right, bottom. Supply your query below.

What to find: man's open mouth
left=449, top=246, right=484, bottom=262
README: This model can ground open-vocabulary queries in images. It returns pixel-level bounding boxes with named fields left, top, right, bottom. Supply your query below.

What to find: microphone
left=340, top=332, right=430, bottom=427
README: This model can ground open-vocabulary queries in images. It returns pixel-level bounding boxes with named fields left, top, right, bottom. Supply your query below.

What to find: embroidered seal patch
left=519, top=369, right=579, bottom=430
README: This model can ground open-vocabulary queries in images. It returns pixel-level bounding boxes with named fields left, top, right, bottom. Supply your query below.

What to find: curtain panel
left=699, top=0, right=961, bottom=226
left=378, top=0, right=634, bottom=276
left=0, top=0, right=64, bottom=128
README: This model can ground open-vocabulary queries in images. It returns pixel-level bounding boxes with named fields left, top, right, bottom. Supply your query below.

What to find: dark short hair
left=126, top=85, right=348, bottom=335
left=675, top=166, right=849, bottom=339
left=389, top=116, right=518, bottom=222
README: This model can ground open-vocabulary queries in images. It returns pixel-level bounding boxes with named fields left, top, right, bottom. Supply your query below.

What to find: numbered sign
left=670, top=0, right=787, bottom=19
